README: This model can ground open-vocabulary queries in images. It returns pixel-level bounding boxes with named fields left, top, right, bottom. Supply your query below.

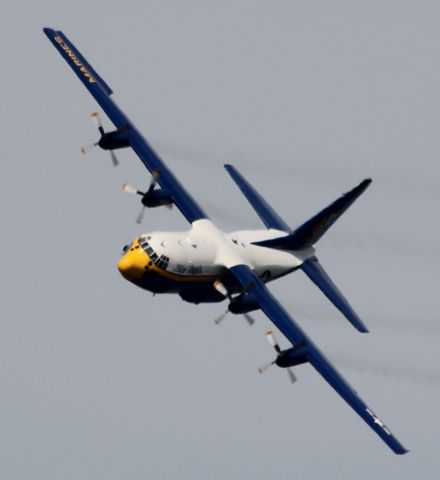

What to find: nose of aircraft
left=117, top=243, right=147, bottom=280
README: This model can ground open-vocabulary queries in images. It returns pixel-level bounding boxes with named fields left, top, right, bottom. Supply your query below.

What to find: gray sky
left=1, top=1, right=439, bottom=478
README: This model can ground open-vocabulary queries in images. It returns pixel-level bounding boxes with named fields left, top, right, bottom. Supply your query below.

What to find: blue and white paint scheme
left=43, top=27, right=408, bottom=455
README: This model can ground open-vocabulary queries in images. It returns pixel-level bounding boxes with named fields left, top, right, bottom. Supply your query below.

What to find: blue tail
left=253, top=178, right=371, bottom=250
left=225, top=165, right=371, bottom=333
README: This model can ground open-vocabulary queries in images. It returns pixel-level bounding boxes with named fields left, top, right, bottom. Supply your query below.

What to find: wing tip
left=355, top=321, right=369, bottom=333
left=43, top=27, right=55, bottom=36
left=393, top=444, right=409, bottom=455
left=355, top=178, right=373, bottom=195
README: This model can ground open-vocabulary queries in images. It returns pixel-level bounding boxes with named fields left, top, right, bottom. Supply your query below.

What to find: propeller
left=122, top=183, right=146, bottom=223
left=214, top=310, right=229, bottom=325
left=110, top=150, right=119, bottom=167
left=122, top=183, right=143, bottom=195
left=80, top=142, right=98, bottom=154
left=286, top=368, right=297, bottom=384
left=258, top=331, right=297, bottom=383
left=213, top=309, right=256, bottom=326
left=243, top=313, right=255, bottom=326
left=136, top=207, right=146, bottom=225
left=147, top=169, right=160, bottom=194
left=81, top=112, right=119, bottom=166
left=91, top=111, right=104, bottom=134
left=124, top=169, right=161, bottom=197
left=266, top=330, right=281, bottom=353
left=122, top=170, right=171, bottom=223
left=258, top=361, right=275, bottom=374
left=132, top=201, right=172, bottom=224
left=213, top=280, right=230, bottom=299
left=212, top=281, right=256, bottom=326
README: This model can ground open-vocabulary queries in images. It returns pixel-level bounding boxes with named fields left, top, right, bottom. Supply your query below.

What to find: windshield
left=138, top=237, right=169, bottom=270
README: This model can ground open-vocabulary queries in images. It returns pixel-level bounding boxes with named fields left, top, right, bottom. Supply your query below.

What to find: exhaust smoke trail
left=332, top=354, right=440, bottom=389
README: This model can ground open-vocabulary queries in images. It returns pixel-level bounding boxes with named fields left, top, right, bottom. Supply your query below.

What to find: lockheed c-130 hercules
left=43, top=27, right=408, bottom=455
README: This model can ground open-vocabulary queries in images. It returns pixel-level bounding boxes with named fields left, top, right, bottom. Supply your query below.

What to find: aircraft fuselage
left=118, top=223, right=314, bottom=304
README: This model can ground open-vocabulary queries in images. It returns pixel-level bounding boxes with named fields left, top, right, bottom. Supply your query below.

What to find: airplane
left=43, top=27, right=408, bottom=455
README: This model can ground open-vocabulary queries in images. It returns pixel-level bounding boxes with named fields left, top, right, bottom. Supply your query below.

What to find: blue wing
left=224, top=164, right=291, bottom=231
left=229, top=264, right=408, bottom=455
left=301, top=256, right=369, bottom=333
left=43, top=28, right=207, bottom=224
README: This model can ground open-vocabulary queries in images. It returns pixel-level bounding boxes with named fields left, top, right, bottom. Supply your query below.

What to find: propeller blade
left=286, top=368, right=297, bottom=384
left=122, top=183, right=145, bottom=196
left=80, top=143, right=98, bottom=155
left=243, top=313, right=255, bottom=326
left=91, top=111, right=103, bottom=129
left=258, top=362, right=274, bottom=374
left=147, top=169, right=160, bottom=193
left=110, top=150, right=119, bottom=167
left=214, top=310, right=228, bottom=325
left=213, top=280, right=229, bottom=298
left=122, top=183, right=138, bottom=194
left=136, top=206, right=146, bottom=224
left=266, top=331, right=281, bottom=353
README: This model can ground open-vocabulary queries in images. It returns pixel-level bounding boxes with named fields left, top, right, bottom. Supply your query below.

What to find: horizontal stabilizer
left=301, top=257, right=369, bottom=333
left=254, top=179, right=372, bottom=250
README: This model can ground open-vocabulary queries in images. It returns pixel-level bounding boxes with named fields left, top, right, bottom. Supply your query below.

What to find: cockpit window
left=138, top=238, right=168, bottom=270
left=156, top=255, right=169, bottom=270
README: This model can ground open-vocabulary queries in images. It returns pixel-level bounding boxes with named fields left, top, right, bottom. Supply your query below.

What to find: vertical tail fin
left=254, top=179, right=372, bottom=250
left=224, top=165, right=371, bottom=333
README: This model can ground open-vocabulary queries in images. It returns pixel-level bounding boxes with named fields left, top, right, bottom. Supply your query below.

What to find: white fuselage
left=117, top=219, right=315, bottom=303
left=140, top=220, right=315, bottom=282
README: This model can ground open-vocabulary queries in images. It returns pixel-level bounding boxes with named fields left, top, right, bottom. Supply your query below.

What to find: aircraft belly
left=133, top=268, right=234, bottom=304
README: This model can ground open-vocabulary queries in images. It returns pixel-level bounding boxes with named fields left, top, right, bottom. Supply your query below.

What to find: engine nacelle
left=141, top=189, right=173, bottom=208
left=276, top=344, right=308, bottom=368
left=98, top=128, right=130, bottom=150
left=228, top=293, right=259, bottom=314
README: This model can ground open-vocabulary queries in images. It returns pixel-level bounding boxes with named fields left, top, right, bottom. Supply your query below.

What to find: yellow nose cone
left=117, top=242, right=147, bottom=280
